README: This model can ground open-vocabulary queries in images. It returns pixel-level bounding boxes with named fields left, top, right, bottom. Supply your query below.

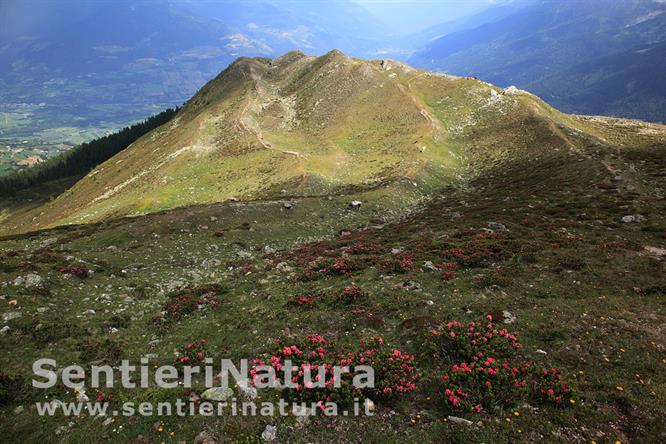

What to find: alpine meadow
left=0, top=1, right=664, bottom=443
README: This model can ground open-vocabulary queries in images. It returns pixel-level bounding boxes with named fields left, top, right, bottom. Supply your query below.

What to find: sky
left=354, top=0, right=497, bottom=33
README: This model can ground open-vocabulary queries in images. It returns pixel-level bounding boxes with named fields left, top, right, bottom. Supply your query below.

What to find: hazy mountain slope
left=0, top=0, right=387, bottom=143
left=3, top=50, right=665, bottom=236
left=409, top=0, right=666, bottom=122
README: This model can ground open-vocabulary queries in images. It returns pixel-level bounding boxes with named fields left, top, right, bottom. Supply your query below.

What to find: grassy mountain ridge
left=2, top=50, right=665, bottom=236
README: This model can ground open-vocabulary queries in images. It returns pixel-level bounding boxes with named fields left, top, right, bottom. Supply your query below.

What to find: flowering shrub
left=345, top=242, right=384, bottom=255
left=163, top=285, right=223, bottom=321
left=337, top=285, right=363, bottom=304
left=429, top=316, right=574, bottom=413
left=173, top=339, right=207, bottom=366
left=58, top=265, right=90, bottom=278
left=381, top=254, right=414, bottom=274
left=290, top=292, right=319, bottom=306
left=441, top=358, right=528, bottom=411
left=426, top=315, right=520, bottom=363
left=440, top=360, right=574, bottom=413
left=441, top=271, right=457, bottom=281
left=250, top=335, right=418, bottom=408
left=349, top=337, right=418, bottom=400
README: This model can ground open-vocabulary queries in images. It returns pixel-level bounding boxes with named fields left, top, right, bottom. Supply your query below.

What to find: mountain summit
left=2, top=50, right=665, bottom=233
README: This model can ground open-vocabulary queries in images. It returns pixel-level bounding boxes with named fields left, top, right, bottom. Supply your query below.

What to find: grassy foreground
left=0, top=132, right=664, bottom=443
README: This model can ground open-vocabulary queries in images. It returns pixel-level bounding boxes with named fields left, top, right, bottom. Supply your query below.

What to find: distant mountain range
left=0, top=0, right=665, bottom=152
left=408, top=0, right=666, bottom=123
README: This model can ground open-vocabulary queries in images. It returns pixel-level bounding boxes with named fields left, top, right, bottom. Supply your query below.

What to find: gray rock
left=293, top=405, right=314, bottom=427
left=261, top=425, right=277, bottom=442
left=276, top=262, right=293, bottom=273
left=621, top=214, right=646, bottom=223
left=487, top=222, right=507, bottom=231
left=423, top=261, right=437, bottom=271
left=398, top=280, right=421, bottom=291
left=13, top=405, right=24, bottom=414
left=447, top=415, right=473, bottom=425
left=13, top=274, right=45, bottom=288
left=201, top=387, right=233, bottom=402
left=348, top=200, right=362, bottom=210
left=2, top=312, right=21, bottom=322
left=236, top=380, right=257, bottom=400
left=40, top=237, right=58, bottom=248
left=502, top=310, right=516, bottom=324
left=0, top=326, right=10, bottom=334
left=194, top=431, right=219, bottom=444
left=36, top=307, right=49, bottom=313
left=264, top=245, right=276, bottom=255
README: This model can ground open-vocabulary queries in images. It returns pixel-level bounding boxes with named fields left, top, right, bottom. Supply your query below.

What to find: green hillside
left=0, top=51, right=664, bottom=443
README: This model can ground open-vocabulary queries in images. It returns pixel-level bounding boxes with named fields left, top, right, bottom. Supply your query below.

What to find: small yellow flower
left=170, top=432, right=175, bottom=437
left=505, top=418, right=511, bottom=423
left=619, top=348, right=625, bottom=352
left=616, top=386, right=624, bottom=392
left=570, top=399, right=576, bottom=404
left=514, top=411, right=520, bottom=416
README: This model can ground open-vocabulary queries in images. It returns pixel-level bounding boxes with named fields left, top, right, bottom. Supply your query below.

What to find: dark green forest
left=0, top=107, right=179, bottom=197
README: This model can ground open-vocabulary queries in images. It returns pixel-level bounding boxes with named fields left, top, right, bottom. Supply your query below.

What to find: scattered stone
left=75, top=387, right=89, bottom=402
left=194, top=431, right=219, bottom=444
left=292, top=405, right=313, bottom=427
left=282, top=202, right=293, bottom=210
left=644, top=246, right=666, bottom=259
left=416, top=300, right=434, bottom=309
left=397, top=280, right=421, bottom=291
left=502, top=85, right=527, bottom=96
left=83, top=309, right=96, bottom=315
left=236, top=380, right=258, bottom=400
left=40, top=237, right=58, bottom=248
left=447, top=415, right=473, bottom=425
left=261, top=425, right=277, bottom=442
left=2, top=312, right=21, bottom=322
left=536, top=349, right=548, bottom=355
left=13, top=405, right=24, bottom=414
left=13, top=274, right=45, bottom=288
left=502, top=310, right=516, bottom=324
left=102, top=417, right=113, bottom=426
left=423, top=261, right=437, bottom=271
left=391, top=247, right=403, bottom=255
left=621, top=214, right=646, bottom=223
left=264, top=245, right=276, bottom=255
left=348, top=200, right=362, bottom=210
left=201, top=387, right=233, bottom=402
left=0, top=326, right=10, bottom=334
left=276, top=262, right=293, bottom=273
left=364, top=398, right=375, bottom=413
left=487, top=222, right=507, bottom=231
left=36, top=307, right=49, bottom=313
